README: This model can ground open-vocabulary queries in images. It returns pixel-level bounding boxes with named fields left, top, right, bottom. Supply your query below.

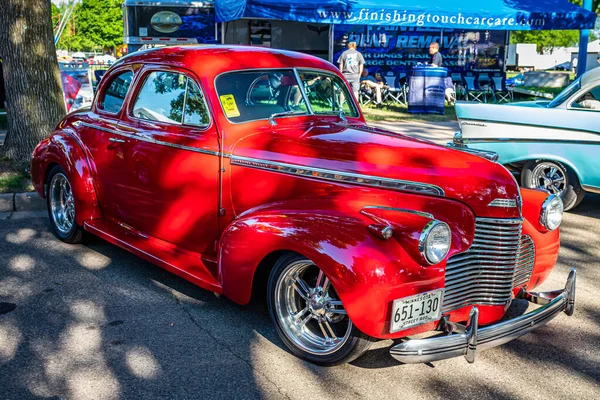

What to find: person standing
left=338, top=42, right=364, bottom=100
left=428, top=42, right=443, bottom=67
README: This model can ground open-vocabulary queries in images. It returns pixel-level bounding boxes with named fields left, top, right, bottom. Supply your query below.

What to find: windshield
left=548, top=78, right=581, bottom=107
left=215, top=69, right=359, bottom=123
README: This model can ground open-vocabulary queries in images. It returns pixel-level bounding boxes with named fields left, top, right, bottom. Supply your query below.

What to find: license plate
left=390, top=290, right=443, bottom=333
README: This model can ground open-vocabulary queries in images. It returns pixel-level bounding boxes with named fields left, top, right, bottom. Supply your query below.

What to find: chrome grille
left=442, top=218, right=524, bottom=313
left=513, top=235, right=535, bottom=288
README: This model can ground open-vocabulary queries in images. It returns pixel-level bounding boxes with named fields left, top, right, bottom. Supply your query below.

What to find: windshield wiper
left=268, top=110, right=306, bottom=126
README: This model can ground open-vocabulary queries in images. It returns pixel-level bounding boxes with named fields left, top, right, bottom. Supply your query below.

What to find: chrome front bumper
left=390, top=268, right=576, bottom=364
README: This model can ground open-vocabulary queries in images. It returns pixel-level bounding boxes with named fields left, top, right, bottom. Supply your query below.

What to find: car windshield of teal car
left=548, top=77, right=581, bottom=107
left=215, top=69, right=359, bottom=123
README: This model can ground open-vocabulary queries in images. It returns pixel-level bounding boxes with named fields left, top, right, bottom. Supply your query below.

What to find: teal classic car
left=451, top=67, right=600, bottom=210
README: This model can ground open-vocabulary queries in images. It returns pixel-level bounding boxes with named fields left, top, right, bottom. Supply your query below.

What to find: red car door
left=114, top=68, right=221, bottom=260
left=79, top=68, right=139, bottom=223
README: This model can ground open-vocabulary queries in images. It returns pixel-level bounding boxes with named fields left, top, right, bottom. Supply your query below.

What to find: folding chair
left=477, top=73, right=493, bottom=103
left=463, top=72, right=486, bottom=103
left=359, top=84, right=376, bottom=106
left=383, top=72, right=407, bottom=106
left=451, top=73, right=465, bottom=100
left=491, top=73, right=513, bottom=103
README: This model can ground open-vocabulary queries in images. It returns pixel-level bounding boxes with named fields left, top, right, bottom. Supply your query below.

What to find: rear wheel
left=267, top=253, right=373, bottom=366
left=521, top=160, right=585, bottom=211
left=47, top=165, right=84, bottom=244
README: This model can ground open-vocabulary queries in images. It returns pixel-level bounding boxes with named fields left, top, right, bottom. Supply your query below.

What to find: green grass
left=362, top=103, right=457, bottom=123
left=0, top=158, right=33, bottom=193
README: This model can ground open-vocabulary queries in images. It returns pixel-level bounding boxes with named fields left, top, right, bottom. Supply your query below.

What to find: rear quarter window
left=97, top=70, right=134, bottom=113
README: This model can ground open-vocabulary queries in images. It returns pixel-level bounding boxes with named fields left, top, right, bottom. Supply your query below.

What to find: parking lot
left=1, top=198, right=599, bottom=399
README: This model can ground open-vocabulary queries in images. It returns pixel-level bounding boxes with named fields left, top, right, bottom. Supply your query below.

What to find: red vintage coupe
left=31, top=46, right=575, bottom=366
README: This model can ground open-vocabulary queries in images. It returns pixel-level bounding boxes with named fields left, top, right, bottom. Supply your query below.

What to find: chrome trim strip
left=361, top=206, right=434, bottom=220
left=462, top=138, right=600, bottom=145
left=389, top=269, right=576, bottom=364
left=446, top=142, right=499, bottom=162
left=79, top=122, right=220, bottom=156
left=582, top=184, right=600, bottom=195
left=488, top=198, right=517, bottom=208
left=229, top=155, right=445, bottom=197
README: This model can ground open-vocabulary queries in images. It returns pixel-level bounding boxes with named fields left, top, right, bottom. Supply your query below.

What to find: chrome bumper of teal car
left=390, top=268, right=576, bottom=364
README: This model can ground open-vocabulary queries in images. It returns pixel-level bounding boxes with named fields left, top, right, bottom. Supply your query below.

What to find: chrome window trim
left=213, top=67, right=361, bottom=125
left=79, top=122, right=220, bottom=156
left=96, top=69, right=136, bottom=116
left=128, top=69, right=213, bottom=132
left=294, top=68, right=314, bottom=115
left=229, top=155, right=445, bottom=197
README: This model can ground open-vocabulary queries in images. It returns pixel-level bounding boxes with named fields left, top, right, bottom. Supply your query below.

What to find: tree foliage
left=52, top=0, right=123, bottom=52
left=509, top=0, right=599, bottom=52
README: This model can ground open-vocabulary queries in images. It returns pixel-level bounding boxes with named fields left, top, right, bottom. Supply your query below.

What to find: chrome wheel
left=530, top=162, right=566, bottom=195
left=49, top=173, right=75, bottom=234
left=274, top=260, right=352, bottom=355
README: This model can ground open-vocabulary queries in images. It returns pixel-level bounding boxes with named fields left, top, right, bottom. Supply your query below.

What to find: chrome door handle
left=109, top=137, right=126, bottom=143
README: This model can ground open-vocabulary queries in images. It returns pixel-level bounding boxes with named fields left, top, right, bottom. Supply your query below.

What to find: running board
left=84, top=219, right=222, bottom=294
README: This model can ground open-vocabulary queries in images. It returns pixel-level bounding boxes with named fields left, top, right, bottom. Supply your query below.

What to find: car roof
left=581, top=66, right=600, bottom=86
left=113, top=45, right=339, bottom=80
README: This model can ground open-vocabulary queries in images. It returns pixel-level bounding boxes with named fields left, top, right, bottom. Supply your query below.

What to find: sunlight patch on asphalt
left=5, top=228, right=36, bottom=244
left=125, top=347, right=161, bottom=379
left=0, top=276, right=34, bottom=301
left=8, top=254, right=36, bottom=272
left=0, top=321, right=21, bottom=362
left=70, top=300, right=106, bottom=324
left=75, top=251, right=111, bottom=271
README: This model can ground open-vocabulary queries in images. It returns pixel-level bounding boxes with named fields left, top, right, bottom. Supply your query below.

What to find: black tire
left=267, top=252, right=374, bottom=366
left=46, top=165, right=84, bottom=244
left=521, top=160, right=585, bottom=211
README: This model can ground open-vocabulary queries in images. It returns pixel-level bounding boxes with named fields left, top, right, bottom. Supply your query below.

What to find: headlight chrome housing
left=540, top=195, right=563, bottom=231
left=419, top=220, right=452, bottom=265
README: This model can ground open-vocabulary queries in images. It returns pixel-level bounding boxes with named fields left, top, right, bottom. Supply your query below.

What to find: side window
left=571, top=86, right=600, bottom=111
left=132, top=71, right=187, bottom=124
left=183, top=80, right=210, bottom=127
left=98, top=70, right=133, bottom=113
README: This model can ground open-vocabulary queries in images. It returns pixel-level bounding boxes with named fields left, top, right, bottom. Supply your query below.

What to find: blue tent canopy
left=215, top=0, right=597, bottom=30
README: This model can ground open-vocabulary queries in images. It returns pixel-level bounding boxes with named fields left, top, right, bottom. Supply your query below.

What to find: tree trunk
left=0, top=0, right=66, bottom=161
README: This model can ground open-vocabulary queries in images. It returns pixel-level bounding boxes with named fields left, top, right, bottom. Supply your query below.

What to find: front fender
left=218, top=196, right=476, bottom=339
left=31, top=130, right=102, bottom=224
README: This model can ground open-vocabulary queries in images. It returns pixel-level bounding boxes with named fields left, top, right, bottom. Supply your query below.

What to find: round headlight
left=419, top=221, right=452, bottom=265
left=541, top=195, right=563, bottom=231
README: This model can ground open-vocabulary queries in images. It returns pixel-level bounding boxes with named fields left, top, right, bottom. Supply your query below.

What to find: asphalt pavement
left=1, top=166, right=599, bottom=398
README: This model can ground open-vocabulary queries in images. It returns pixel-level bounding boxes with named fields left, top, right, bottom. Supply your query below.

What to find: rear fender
left=31, top=130, right=102, bottom=224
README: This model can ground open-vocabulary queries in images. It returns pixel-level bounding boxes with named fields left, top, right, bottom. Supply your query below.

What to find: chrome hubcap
left=50, top=173, right=75, bottom=234
left=531, top=162, right=566, bottom=195
left=274, top=260, right=351, bottom=355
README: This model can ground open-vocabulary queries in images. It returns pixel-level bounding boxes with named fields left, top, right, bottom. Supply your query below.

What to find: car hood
left=230, top=121, right=521, bottom=218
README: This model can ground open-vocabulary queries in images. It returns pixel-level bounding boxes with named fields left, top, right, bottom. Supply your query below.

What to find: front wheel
left=47, top=165, right=84, bottom=244
left=521, top=160, right=585, bottom=211
left=267, top=253, right=374, bottom=366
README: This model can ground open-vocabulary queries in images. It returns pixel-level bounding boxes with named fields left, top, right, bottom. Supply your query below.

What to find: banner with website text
left=333, top=26, right=506, bottom=78
left=215, top=0, right=597, bottom=30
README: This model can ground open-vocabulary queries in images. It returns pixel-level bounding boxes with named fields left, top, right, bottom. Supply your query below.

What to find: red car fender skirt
left=31, top=131, right=102, bottom=224
left=218, top=211, right=448, bottom=339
